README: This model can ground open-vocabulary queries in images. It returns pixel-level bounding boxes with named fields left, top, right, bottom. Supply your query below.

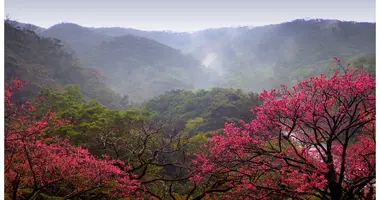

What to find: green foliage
left=35, top=86, right=144, bottom=147
left=349, top=53, right=375, bottom=77
left=321, top=52, right=376, bottom=78
left=143, top=88, right=261, bottom=137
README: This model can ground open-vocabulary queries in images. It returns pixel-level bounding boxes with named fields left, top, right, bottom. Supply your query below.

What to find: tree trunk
left=329, top=182, right=342, bottom=200
left=366, top=186, right=374, bottom=200
left=12, top=173, right=20, bottom=200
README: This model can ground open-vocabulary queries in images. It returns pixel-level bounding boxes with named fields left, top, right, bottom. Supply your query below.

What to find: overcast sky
left=5, top=0, right=376, bottom=32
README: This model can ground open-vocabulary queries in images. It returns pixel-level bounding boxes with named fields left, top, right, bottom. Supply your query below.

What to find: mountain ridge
left=8, top=18, right=376, bottom=103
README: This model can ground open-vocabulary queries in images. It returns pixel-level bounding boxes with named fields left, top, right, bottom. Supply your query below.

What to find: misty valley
left=4, top=18, right=376, bottom=200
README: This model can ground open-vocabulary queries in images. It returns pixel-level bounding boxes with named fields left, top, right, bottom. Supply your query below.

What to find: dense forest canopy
left=4, top=17, right=376, bottom=200
left=143, top=88, right=261, bottom=136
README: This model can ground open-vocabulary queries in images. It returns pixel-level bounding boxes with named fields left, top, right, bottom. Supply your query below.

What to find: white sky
left=5, top=0, right=376, bottom=31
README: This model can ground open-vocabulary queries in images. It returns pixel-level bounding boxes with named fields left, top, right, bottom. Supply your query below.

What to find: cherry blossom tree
left=191, top=64, right=375, bottom=199
left=4, top=79, right=140, bottom=199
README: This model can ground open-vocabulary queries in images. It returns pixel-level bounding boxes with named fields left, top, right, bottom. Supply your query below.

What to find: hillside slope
left=82, top=35, right=213, bottom=102
left=37, top=19, right=375, bottom=99
left=5, top=21, right=126, bottom=109
left=191, top=19, right=376, bottom=89
left=89, top=19, right=376, bottom=92
left=40, top=24, right=211, bottom=102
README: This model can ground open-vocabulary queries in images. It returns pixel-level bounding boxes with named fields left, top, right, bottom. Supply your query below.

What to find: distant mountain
left=89, top=19, right=375, bottom=91
left=189, top=19, right=376, bottom=90
left=91, top=26, right=251, bottom=53
left=5, top=21, right=126, bottom=109
left=79, top=34, right=212, bottom=102
left=34, top=19, right=376, bottom=101
left=91, top=27, right=195, bottom=52
left=40, top=23, right=111, bottom=56
left=40, top=23, right=211, bottom=102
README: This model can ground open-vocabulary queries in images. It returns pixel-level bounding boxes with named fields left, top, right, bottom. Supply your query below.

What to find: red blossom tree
left=4, top=79, right=140, bottom=199
left=190, top=66, right=375, bottom=200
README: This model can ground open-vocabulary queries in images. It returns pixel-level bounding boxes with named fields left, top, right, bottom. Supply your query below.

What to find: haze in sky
left=5, top=0, right=376, bottom=32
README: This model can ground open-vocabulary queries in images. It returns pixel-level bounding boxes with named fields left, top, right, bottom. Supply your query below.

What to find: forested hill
left=90, top=26, right=251, bottom=53
left=78, top=34, right=211, bottom=102
left=40, top=23, right=111, bottom=56
left=91, top=27, right=195, bottom=52
left=4, top=21, right=126, bottom=109
left=38, top=19, right=375, bottom=98
left=39, top=23, right=211, bottom=102
left=189, top=19, right=376, bottom=90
